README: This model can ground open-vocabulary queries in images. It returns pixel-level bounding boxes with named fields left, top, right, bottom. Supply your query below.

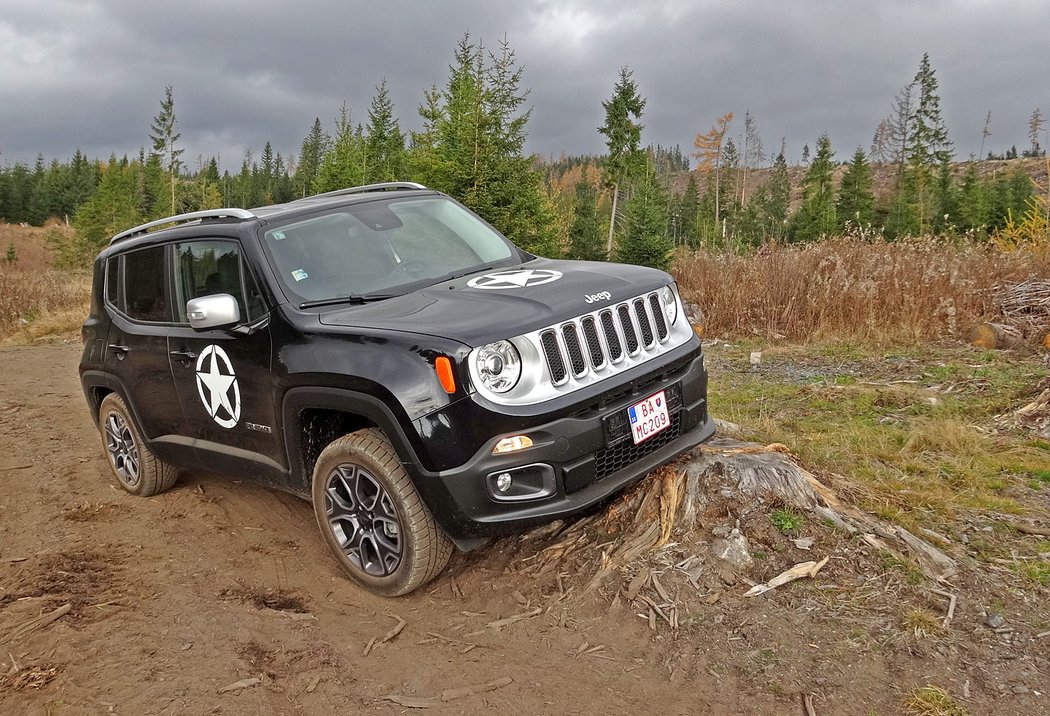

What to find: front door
left=165, top=239, right=285, bottom=483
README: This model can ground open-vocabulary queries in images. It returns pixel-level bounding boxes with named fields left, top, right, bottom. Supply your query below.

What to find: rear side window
left=105, top=256, right=124, bottom=313
left=122, top=247, right=170, bottom=322
left=172, top=240, right=266, bottom=323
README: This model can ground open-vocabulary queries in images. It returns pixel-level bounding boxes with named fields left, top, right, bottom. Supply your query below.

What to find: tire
left=311, top=428, right=452, bottom=596
left=98, top=392, right=178, bottom=497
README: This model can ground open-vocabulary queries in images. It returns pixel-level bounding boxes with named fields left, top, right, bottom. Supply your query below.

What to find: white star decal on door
left=194, top=344, right=241, bottom=429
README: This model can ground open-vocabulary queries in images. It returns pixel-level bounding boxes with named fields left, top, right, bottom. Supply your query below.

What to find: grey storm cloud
left=1, top=0, right=1046, bottom=169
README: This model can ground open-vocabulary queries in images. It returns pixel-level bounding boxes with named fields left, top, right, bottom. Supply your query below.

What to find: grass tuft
left=904, top=685, right=967, bottom=716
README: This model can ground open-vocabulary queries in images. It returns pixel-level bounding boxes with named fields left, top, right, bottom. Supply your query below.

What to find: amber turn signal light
left=435, top=356, right=456, bottom=394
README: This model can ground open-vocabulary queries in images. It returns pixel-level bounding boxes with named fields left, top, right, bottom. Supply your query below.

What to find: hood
left=317, top=258, right=672, bottom=346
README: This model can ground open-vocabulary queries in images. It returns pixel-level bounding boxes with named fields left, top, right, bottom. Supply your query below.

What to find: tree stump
left=968, top=322, right=1025, bottom=349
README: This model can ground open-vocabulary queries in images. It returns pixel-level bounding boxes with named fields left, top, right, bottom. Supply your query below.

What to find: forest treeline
left=1, top=36, right=1047, bottom=270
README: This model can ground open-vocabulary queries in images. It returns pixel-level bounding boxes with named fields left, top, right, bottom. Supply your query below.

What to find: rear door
left=103, top=245, right=192, bottom=466
left=165, top=239, right=285, bottom=482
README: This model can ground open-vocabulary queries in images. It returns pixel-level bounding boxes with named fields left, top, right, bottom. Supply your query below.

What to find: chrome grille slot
left=580, top=316, right=606, bottom=369
left=634, top=298, right=654, bottom=347
left=540, top=330, right=567, bottom=385
left=599, top=310, right=623, bottom=362
left=561, top=323, right=587, bottom=376
left=618, top=304, right=639, bottom=355
left=648, top=293, right=668, bottom=341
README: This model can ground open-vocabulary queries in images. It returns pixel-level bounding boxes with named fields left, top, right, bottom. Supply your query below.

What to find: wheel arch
left=282, top=387, right=422, bottom=496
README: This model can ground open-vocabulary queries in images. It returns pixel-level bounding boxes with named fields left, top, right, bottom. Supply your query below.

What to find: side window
left=123, top=247, right=170, bottom=322
left=105, top=256, right=125, bottom=313
left=172, top=240, right=266, bottom=324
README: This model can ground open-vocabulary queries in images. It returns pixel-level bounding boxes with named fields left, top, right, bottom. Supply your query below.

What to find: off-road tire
left=312, top=428, right=452, bottom=596
left=98, top=392, right=178, bottom=496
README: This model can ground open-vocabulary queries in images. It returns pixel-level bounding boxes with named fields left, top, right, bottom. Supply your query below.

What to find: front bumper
left=408, top=352, right=713, bottom=542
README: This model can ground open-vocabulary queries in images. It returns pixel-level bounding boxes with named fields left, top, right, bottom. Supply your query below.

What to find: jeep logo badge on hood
left=467, top=269, right=562, bottom=289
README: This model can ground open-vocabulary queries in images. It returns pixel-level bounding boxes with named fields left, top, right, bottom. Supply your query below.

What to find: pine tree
left=364, top=79, right=406, bottom=182
left=295, top=118, right=329, bottom=197
left=836, top=148, right=875, bottom=230
left=931, top=160, right=959, bottom=234
left=4, top=243, right=16, bottom=264
left=788, top=134, right=836, bottom=242
left=149, top=85, right=184, bottom=215
left=259, top=141, right=276, bottom=202
left=598, top=66, right=646, bottom=254
left=614, top=165, right=671, bottom=270
left=565, top=177, right=605, bottom=261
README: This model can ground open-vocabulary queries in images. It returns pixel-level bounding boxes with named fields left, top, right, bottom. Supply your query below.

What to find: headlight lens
left=475, top=340, right=521, bottom=393
left=659, top=285, right=678, bottom=325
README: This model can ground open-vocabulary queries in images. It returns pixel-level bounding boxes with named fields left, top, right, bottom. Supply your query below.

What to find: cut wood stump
left=561, top=439, right=957, bottom=597
left=968, top=322, right=1025, bottom=350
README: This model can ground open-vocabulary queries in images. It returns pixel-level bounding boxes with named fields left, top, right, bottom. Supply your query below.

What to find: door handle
left=169, top=349, right=198, bottom=363
left=108, top=343, right=129, bottom=359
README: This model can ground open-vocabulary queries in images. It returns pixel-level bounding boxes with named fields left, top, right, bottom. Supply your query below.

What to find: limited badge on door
left=627, top=390, right=670, bottom=445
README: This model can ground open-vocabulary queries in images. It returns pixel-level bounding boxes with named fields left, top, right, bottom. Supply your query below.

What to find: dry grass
left=674, top=237, right=1050, bottom=342
left=904, top=685, right=968, bottom=716
left=0, top=222, right=89, bottom=342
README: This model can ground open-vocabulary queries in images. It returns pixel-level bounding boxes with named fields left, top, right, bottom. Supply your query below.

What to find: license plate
left=627, top=390, right=670, bottom=445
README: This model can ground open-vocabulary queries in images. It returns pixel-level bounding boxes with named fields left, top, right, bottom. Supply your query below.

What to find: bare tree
left=979, top=110, right=992, bottom=159
left=738, top=109, right=765, bottom=204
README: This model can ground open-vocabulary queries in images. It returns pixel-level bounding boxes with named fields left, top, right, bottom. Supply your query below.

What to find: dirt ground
left=1, top=343, right=1047, bottom=715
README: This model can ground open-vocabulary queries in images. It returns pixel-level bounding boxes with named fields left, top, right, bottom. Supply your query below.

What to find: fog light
left=493, top=435, right=534, bottom=454
left=495, top=472, right=513, bottom=493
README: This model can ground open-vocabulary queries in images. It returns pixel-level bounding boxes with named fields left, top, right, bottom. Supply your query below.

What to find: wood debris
left=363, top=613, right=408, bottom=656
left=744, top=557, right=829, bottom=597
left=218, top=675, right=262, bottom=694
left=0, top=603, right=71, bottom=646
left=380, top=676, right=513, bottom=708
left=486, top=607, right=541, bottom=630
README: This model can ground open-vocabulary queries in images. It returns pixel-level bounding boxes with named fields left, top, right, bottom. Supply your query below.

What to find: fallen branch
left=930, top=588, right=958, bottom=629
left=363, top=613, right=408, bottom=656
left=0, top=603, right=71, bottom=645
left=486, top=607, right=541, bottom=630
left=381, top=676, right=513, bottom=708
left=218, top=675, right=262, bottom=694
left=744, top=557, right=829, bottom=597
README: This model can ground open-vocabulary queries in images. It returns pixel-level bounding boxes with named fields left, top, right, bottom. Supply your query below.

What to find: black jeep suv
left=79, top=182, right=714, bottom=595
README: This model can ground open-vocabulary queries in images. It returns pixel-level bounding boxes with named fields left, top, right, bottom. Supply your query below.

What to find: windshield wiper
left=299, top=293, right=399, bottom=310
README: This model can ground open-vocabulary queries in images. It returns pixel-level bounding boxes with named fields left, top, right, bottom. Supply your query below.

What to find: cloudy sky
left=1, top=0, right=1047, bottom=170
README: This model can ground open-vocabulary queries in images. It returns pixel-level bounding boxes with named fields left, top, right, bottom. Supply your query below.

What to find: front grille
left=538, top=291, right=671, bottom=386
left=594, top=411, right=682, bottom=481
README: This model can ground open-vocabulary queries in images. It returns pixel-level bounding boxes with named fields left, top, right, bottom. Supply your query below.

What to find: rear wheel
left=98, top=393, right=178, bottom=496
left=311, top=428, right=452, bottom=596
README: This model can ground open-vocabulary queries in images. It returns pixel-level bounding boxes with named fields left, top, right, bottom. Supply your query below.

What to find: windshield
left=262, top=196, right=518, bottom=304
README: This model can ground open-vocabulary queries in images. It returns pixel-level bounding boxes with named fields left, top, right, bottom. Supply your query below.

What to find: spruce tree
left=836, top=148, right=875, bottom=230
left=364, top=79, right=406, bottom=182
left=614, top=166, right=671, bottom=270
left=149, top=85, right=184, bottom=215
left=598, top=67, right=646, bottom=254
left=907, top=53, right=953, bottom=233
left=295, top=118, right=329, bottom=197
left=315, top=104, right=367, bottom=192
left=678, top=175, right=700, bottom=248
left=565, top=177, right=605, bottom=261
left=763, top=151, right=791, bottom=241
left=70, top=156, right=141, bottom=264
left=956, top=162, right=989, bottom=234
left=4, top=243, right=16, bottom=264
left=788, top=134, right=836, bottom=242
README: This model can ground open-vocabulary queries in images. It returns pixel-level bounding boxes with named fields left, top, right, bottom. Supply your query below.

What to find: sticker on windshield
left=272, top=231, right=286, bottom=241
left=291, top=269, right=308, bottom=282
left=467, top=269, right=563, bottom=289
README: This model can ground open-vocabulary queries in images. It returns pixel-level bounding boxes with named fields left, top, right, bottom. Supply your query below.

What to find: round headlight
left=659, top=285, right=678, bottom=325
left=475, top=340, right=521, bottom=393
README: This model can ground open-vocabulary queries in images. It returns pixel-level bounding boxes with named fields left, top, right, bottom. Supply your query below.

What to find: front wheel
left=311, top=428, right=452, bottom=596
left=98, top=392, right=178, bottom=496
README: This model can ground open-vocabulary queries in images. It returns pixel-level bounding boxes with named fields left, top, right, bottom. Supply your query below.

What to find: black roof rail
left=294, top=182, right=428, bottom=202
left=109, top=208, right=256, bottom=245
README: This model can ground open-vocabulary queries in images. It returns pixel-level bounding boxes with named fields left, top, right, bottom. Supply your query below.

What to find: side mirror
left=186, top=294, right=240, bottom=330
